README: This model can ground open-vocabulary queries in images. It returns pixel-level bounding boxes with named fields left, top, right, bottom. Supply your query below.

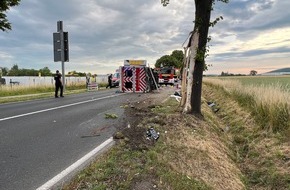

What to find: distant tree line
left=0, top=64, right=87, bottom=77
left=220, top=71, right=246, bottom=76
left=220, top=70, right=257, bottom=76
left=0, top=64, right=51, bottom=76
left=67, top=70, right=87, bottom=77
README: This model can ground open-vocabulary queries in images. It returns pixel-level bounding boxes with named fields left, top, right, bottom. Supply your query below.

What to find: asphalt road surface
left=0, top=89, right=148, bottom=190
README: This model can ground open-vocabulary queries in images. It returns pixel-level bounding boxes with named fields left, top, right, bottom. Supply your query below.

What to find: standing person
left=54, top=70, right=64, bottom=98
left=106, top=74, right=112, bottom=89
left=86, top=74, right=90, bottom=88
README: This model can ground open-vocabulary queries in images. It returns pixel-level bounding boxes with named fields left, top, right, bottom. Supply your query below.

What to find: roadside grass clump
left=150, top=98, right=179, bottom=114
left=65, top=83, right=86, bottom=91
left=104, top=113, right=118, bottom=119
left=98, top=82, right=108, bottom=88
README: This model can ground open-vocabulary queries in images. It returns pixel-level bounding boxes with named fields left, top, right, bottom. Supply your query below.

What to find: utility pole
left=53, top=21, right=69, bottom=91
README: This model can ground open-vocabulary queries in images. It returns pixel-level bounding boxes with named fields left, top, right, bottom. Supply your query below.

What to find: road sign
left=53, top=30, right=69, bottom=62
left=63, top=32, right=69, bottom=62
left=53, top=32, right=61, bottom=62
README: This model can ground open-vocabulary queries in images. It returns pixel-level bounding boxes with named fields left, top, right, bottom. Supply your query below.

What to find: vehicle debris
left=207, top=101, right=220, bottom=113
left=146, top=127, right=160, bottom=141
left=170, top=90, right=182, bottom=102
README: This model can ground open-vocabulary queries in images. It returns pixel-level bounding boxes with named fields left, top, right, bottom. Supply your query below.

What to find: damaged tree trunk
left=183, top=31, right=199, bottom=113
left=183, top=0, right=213, bottom=116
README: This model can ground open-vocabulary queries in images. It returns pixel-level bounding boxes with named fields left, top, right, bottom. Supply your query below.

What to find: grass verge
left=202, top=80, right=290, bottom=190
left=62, top=93, right=245, bottom=190
left=0, top=82, right=109, bottom=103
left=203, top=78, right=290, bottom=134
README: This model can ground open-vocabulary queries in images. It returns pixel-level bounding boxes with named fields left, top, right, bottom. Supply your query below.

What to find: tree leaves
left=155, top=50, right=184, bottom=68
left=0, top=0, right=21, bottom=31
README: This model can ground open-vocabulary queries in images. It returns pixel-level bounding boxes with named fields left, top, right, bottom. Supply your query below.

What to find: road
left=0, top=89, right=146, bottom=190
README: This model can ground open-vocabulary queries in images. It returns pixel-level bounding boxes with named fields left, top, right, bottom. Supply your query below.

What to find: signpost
left=53, top=21, right=69, bottom=90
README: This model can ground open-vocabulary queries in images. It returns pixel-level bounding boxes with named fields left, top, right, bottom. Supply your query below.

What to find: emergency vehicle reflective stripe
left=122, top=67, right=133, bottom=92
left=138, top=68, right=146, bottom=91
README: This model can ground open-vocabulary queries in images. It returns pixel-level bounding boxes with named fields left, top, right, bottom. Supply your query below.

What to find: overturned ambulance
left=119, top=60, right=158, bottom=93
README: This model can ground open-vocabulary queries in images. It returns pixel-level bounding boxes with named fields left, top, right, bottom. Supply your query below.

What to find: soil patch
left=114, top=87, right=174, bottom=151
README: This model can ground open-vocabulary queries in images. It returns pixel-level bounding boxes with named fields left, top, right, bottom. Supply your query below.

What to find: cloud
left=0, top=0, right=289, bottom=75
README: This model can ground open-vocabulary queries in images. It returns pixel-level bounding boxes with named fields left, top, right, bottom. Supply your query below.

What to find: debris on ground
left=146, top=127, right=160, bottom=141
left=113, top=131, right=125, bottom=139
left=105, top=113, right=118, bottom=119
left=207, top=102, right=215, bottom=107
left=170, top=90, right=182, bottom=102
left=120, top=105, right=129, bottom=108
left=207, top=101, right=220, bottom=113
left=174, top=91, right=181, bottom=97
left=223, top=126, right=230, bottom=132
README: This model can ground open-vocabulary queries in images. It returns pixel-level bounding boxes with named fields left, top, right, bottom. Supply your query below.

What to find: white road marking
left=0, top=94, right=123, bottom=122
left=36, top=137, right=114, bottom=190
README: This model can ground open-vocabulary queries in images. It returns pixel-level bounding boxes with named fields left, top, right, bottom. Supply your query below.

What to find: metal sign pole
left=57, top=21, right=65, bottom=91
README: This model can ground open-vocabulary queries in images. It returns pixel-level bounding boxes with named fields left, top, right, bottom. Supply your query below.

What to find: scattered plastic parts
left=146, top=127, right=160, bottom=141
left=170, top=95, right=181, bottom=102
left=207, top=102, right=215, bottom=107
left=174, top=91, right=181, bottom=97
left=207, top=101, right=220, bottom=113
left=213, top=108, right=220, bottom=113
left=169, top=91, right=182, bottom=102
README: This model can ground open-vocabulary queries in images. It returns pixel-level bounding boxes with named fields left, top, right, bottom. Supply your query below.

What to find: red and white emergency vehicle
left=119, top=60, right=158, bottom=93
left=155, top=67, right=176, bottom=86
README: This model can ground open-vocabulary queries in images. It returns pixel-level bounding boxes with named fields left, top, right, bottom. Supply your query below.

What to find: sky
left=0, top=0, right=289, bottom=75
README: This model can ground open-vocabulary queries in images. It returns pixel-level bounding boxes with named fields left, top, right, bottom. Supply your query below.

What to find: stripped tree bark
left=180, top=47, right=189, bottom=107
left=183, top=30, right=199, bottom=113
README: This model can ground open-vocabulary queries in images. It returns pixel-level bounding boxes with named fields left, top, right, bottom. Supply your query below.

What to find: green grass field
left=217, top=75, right=290, bottom=91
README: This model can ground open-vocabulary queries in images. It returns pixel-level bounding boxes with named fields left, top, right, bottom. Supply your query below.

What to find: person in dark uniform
left=54, top=70, right=64, bottom=98
left=106, top=74, right=112, bottom=89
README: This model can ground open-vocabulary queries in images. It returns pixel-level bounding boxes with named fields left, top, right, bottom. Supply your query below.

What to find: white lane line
left=36, top=137, right=114, bottom=190
left=0, top=94, right=123, bottom=122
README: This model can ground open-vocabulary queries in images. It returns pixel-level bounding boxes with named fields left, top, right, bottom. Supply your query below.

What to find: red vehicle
left=111, top=71, right=120, bottom=87
left=156, top=67, right=176, bottom=86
